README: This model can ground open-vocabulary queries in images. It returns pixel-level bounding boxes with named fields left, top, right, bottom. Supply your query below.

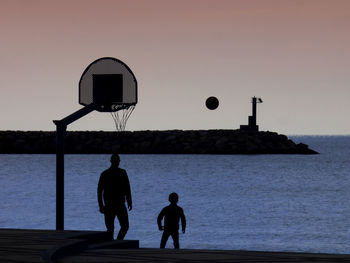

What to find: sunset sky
left=1, top=0, right=349, bottom=134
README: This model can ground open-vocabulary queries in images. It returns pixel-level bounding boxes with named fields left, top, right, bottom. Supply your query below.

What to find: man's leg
left=171, top=231, right=180, bottom=249
left=116, top=205, right=129, bottom=240
left=160, top=231, right=170, bottom=248
left=104, top=212, right=116, bottom=240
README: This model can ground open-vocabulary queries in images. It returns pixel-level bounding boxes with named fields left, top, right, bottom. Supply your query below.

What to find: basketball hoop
left=79, top=57, right=138, bottom=132
left=110, top=104, right=135, bottom=131
left=54, top=57, right=138, bottom=230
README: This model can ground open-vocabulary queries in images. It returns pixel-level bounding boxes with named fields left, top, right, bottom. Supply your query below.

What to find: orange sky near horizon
left=0, top=0, right=349, bottom=134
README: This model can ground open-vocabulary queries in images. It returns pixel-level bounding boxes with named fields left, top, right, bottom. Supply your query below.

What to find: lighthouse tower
left=240, top=96, right=263, bottom=132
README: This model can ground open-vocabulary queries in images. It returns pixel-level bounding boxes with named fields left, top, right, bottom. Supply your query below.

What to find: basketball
left=205, top=96, right=219, bottom=110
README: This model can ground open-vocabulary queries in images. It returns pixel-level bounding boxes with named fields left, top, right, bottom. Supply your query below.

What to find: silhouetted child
left=157, top=192, right=186, bottom=249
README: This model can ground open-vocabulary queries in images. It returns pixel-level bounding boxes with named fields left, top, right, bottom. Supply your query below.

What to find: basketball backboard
left=79, top=57, right=137, bottom=112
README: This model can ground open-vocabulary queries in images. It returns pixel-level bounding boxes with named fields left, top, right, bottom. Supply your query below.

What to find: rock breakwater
left=0, top=130, right=318, bottom=154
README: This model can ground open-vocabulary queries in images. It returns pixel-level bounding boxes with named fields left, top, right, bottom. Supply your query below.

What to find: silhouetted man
left=98, top=154, right=132, bottom=240
left=157, top=192, right=186, bottom=249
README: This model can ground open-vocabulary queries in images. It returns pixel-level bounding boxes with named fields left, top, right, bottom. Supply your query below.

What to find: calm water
left=0, top=136, right=349, bottom=253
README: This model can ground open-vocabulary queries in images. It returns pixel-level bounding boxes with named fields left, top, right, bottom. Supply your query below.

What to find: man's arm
left=124, top=171, right=132, bottom=211
left=97, top=174, right=104, bottom=213
left=180, top=208, right=186, bottom=233
left=157, top=208, right=165, bottom=231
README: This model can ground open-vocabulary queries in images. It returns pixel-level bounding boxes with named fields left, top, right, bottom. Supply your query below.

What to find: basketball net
left=110, top=105, right=135, bottom=131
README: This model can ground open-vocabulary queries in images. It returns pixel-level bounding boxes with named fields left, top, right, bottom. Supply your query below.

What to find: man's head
left=110, top=153, right=120, bottom=167
left=168, top=192, right=179, bottom=204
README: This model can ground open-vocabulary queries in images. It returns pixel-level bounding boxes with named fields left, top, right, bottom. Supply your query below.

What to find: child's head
left=168, top=192, right=179, bottom=204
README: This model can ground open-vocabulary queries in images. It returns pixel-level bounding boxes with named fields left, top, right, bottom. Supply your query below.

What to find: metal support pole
left=53, top=103, right=96, bottom=231
left=54, top=121, right=66, bottom=230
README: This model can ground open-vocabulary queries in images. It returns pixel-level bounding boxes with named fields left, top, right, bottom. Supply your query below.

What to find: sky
left=0, top=0, right=349, bottom=135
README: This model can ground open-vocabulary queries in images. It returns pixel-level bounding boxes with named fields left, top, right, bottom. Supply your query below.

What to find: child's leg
left=171, top=231, right=180, bottom=249
left=160, top=231, right=170, bottom=248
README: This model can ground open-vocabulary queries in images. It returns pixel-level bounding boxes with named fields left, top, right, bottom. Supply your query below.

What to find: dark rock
left=0, top=130, right=318, bottom=154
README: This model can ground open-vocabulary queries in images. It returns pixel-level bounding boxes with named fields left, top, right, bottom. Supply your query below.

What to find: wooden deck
left=0, top=229, right=349, bottom=262
left=0, top=228, right=111, bottom=262
left=58, top=248, right=350, bottom=263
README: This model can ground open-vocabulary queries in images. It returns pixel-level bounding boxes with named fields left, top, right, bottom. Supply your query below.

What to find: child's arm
left=180, top=208, right=186, bottom=233
left=157, top=208, right=165, bottom=231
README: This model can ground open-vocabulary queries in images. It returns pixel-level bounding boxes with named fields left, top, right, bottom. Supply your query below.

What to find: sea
left=0, top=136, right=349, bottom=253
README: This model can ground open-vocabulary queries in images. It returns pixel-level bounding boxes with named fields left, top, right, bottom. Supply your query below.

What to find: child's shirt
left=157, top=204, right=186, bottom=232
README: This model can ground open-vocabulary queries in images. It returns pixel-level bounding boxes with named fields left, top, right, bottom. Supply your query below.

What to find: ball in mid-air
left=205, top=96, right=219, bottom=110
